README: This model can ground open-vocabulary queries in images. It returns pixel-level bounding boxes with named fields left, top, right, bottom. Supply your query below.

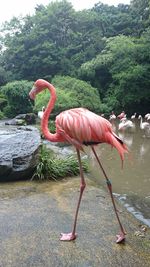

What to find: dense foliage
left=34, top=76, right=103, bottom=115
left=0, top=0, right=150, bottom=116
left=80, top=31, right=150, bottom=114
left=32, top=145, right=88, bottom=180
left=1, top=80, right=33, bottom=117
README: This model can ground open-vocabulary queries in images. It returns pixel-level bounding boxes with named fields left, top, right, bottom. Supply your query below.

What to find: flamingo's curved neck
left=41, top=82, right=58, bottom=142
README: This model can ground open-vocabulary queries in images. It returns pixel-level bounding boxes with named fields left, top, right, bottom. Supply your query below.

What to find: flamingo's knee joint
left=80, top=183, right=86, bottom=192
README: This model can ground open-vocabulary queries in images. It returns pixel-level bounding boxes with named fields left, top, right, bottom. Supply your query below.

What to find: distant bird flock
left=108, top=111, right=150, bottom=136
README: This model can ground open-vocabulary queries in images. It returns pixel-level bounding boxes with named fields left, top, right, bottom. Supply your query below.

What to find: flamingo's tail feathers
left=106, top=132, right=128, bottom=163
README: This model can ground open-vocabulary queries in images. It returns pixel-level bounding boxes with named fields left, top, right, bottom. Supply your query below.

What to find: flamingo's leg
left=91, top=146, right=126, bottom=243
left=60, top=148, right=86, bottom=241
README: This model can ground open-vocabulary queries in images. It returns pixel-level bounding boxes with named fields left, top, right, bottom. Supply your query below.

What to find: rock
left=0, top=123, right=41, bottom=181
left=15, top=113, right=36, bottom=124
left=5, top=118, right=25, bottom=126
left=5, top=113, right=37, bottom=126
left=15, top=114, right=27, bottom=120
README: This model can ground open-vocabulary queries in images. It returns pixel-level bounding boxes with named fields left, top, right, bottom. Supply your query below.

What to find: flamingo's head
left=29, top=79, right=48, bottom=100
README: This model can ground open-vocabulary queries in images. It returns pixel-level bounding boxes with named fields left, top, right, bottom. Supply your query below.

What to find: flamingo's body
left=117, top=111, right=126, bottom=120
left=29, top=79, right=128, bottom=243
left=56, top=108, right=126, bottom=155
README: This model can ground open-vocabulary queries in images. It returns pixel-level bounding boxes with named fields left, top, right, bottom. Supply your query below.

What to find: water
left=87, top=119, right=150, bottom=227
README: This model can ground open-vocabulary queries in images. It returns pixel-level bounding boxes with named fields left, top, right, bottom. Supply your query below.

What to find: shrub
left=32, top=145, right=88, bottom=181
left=0, top=94, right=7, bottom=110
left=0, top=111, right=5, bottom=119
left=34, top=75, right=102, bottom=116
left=1, top=80, right=33, bottom=117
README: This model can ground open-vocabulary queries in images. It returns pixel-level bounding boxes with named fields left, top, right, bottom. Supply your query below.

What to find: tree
left=130, top=0, right=150, bottom=33
left=80, top=33, right=150, bottom=114
left=0, top=1, right=109, bottom=81
left=92, top=2, right=139, bottom=37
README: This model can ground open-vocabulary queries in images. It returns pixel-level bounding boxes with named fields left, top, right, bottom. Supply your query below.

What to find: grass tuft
left=32, top=145, right=88, bottom=181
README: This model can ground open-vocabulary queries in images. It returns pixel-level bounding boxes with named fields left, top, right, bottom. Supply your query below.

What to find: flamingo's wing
left=56, top=108, right=112, bottom=144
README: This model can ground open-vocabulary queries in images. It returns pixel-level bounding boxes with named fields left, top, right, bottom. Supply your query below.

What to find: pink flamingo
left=117, top=111, right=126, bottom=120
left=29, top=79, right=128, bottom=243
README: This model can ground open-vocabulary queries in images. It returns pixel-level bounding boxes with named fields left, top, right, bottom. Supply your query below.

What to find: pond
left=87, top=119, right=150, bottom=227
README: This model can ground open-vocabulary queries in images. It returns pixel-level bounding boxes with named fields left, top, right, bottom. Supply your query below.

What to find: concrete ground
left=0, top=177, right=150, bottom=267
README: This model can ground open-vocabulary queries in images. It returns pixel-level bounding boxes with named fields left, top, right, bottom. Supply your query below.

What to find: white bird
left=138, top=115, right=150, bottom=136
left=109, top=114, right=116, bottom=121
left=145, top=113, right=150, bottom=119
left=146, top=115, right=150, bottom=121
left=118, top=118, right=135, bottom=132
left=131, top=112, right=136, bottom=120
left=38, top=106, right=45, bottom=119
left=109, top=111, right=116, bottom=121
left=109, top=113, right=117, bottom=132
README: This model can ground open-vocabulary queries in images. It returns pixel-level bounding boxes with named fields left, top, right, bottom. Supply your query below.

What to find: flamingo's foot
left=116, top=232, right=126, bottom=243
left=60, top=232, right=77, bottom=241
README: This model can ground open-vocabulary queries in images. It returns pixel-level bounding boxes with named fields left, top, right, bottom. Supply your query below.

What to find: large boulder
left=0, top=122, right=41, bottom=181
left=15, top=113, right=37, bottom=124
left=5, top=113, right=37, bottom=126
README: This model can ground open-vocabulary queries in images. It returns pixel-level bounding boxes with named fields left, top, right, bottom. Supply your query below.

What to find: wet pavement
left=0, top=177, right=150, bottom=267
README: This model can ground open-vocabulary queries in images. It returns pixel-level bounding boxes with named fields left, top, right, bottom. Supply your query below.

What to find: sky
left=0, top=0, right=130, bottom=26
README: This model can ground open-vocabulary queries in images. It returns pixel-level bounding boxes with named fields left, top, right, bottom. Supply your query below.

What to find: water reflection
left=88, top=120, right=150, bottom=227
left=118, top=132, right=133, bottom=148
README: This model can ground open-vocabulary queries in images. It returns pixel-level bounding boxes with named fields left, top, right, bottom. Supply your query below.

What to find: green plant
left=32, top=145, right=88, bottom=181
left=34, top=75, right=102, bottom=116
left=0, top=111, right=5, bottom=119
left=0, top=94, right=7, bottom=110
left=48, top=120, right=56, bottom=133
left=1, top=80, right=33, bottom=117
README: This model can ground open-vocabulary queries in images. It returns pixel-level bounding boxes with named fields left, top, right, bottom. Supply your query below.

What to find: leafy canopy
left=34, top=75, right=103, bottom=115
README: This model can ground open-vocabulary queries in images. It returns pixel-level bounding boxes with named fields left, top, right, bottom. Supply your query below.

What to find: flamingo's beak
left=29, top=86, right=37, bottom=100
